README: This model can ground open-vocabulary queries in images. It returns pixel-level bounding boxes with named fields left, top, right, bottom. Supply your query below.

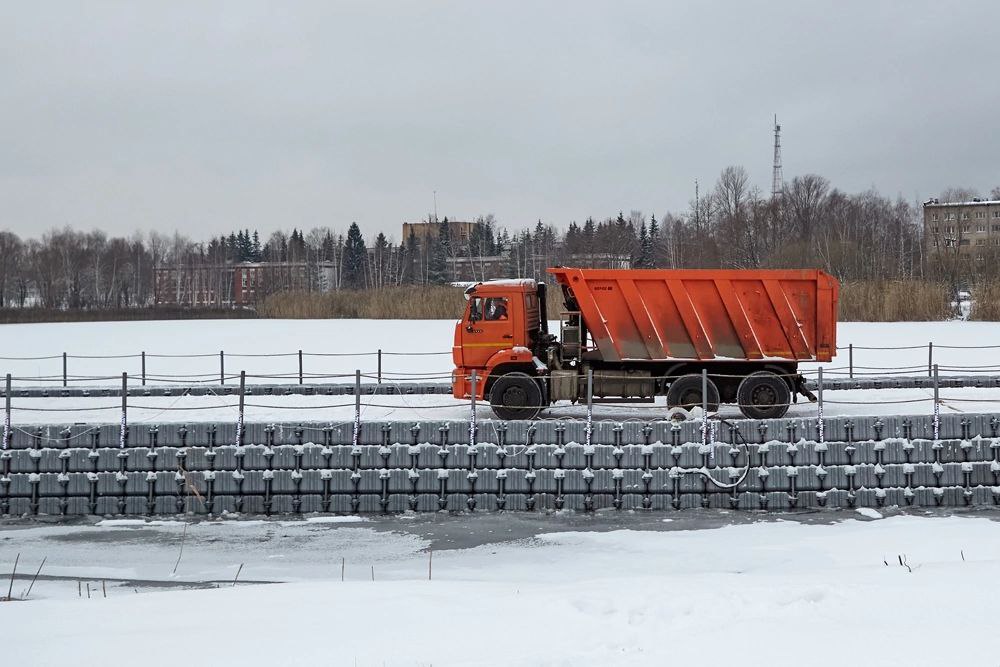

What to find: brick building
left=155, top=261, right=338, bottom=307
left=154, top=265, right=235, bottom=307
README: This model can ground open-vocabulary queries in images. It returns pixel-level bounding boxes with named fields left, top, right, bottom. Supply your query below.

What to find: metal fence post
left=377, top=349, right=382, bottom=385
left=586, top=368, right=593, bottom=449
left=141, top=351, right=146, bottom=386
left=470, top=370, right=478, bottom=445
left=817, top=366, right=825, bottom=444
left=237, top=370, right=246, bottom=446
left=928, top=342, right=933, bottom=378
left=701, top=369, right=708, bottom=448
left=4, top=373, right=10, bottom=450
left=848, top=344, right=853, bottom=379
left=119, top=372, right=128, bottom=449
left=353, top=369, right=361, bottom=448
left=932, top=363, right=940, bottom=441
left=62, top=352, right=67, bottom=388
left=220, top=350, right=225, bottom=386
left=298, top=350, right=303, bottom=385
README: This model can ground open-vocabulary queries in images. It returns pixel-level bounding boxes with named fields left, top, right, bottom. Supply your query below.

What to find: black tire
left=489, top=372, right=543, bottom=421
left=666, top=374, right=720, bottom=413
left=736, top=371, right=791, bottom=419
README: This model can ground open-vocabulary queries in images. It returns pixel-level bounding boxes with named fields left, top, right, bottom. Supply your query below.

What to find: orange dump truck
left=452, top=268, right=838, bottom=420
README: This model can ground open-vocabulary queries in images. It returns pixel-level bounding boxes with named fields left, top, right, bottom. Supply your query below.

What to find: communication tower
left=771, top=115, right=783, bottom=198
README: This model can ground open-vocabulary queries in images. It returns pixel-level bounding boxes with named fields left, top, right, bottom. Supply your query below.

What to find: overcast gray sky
left=2, top=1, right=998, bottom=241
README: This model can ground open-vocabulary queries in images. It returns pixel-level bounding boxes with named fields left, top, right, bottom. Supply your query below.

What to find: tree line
left=1, top=168, right=997, bottom=310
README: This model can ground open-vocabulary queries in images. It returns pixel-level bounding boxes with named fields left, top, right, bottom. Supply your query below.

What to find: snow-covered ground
left=3, top=511, right=999, bottom=665
left=1, top=319, right=1000, bottom=423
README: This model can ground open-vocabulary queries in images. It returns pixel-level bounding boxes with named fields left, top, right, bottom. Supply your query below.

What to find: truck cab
left=452, top=279, right=548, bottom=415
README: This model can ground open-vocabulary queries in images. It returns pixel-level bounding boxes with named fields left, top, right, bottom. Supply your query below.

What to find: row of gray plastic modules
left=5, top=413, right=999, bottom=449
left=2, top=414, right=999, bottom=515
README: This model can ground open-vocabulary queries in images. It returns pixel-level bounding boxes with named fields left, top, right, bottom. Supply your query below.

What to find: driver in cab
left=485, top=297, right=508, bottom=320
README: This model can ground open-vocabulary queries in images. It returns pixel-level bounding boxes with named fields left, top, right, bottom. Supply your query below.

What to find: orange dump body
left=548, top=268, right=838, bottom=363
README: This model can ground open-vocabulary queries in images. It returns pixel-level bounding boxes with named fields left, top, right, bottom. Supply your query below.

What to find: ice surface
left=4, top=514, right=998, bottom=666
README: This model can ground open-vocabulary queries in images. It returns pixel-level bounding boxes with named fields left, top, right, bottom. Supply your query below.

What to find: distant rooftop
left=923, top=198, right=1000, bottom=207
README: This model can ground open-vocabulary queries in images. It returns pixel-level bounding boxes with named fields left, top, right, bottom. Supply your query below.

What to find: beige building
left=924, top=198, right=1000, bottom=254
left=401, top=220, right=476, bottom=246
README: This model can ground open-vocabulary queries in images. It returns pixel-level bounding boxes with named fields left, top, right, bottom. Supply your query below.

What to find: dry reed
left=970, top=282, right=1000, bottom=320
left=838, top=280, right=951, bottom=321
left=259, top=286, right=466, bottom=319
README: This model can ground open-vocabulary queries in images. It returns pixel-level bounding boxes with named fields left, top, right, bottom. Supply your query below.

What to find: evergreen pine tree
left=404, top=227, right=419, bottom=284
left=373, top=232, right=389, bottom=288
left=565, top=221, right=580, bottom=256
left=648, top=214, right=660, bottom=268
left=637, top=220, right=651, bottom=268
left=428, top=218, right=452, bottom=284
left=582, top=217, right=596, bottom=267
left=342, top=222, right=367, bottom=289
left=227, top=232, right=238, bottom=262
left=322, top=231, right=335, bottom=262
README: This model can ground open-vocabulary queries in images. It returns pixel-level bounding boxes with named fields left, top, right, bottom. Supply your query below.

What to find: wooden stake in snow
left=341, top=557, right=345, bottom=582
left=233, top=563, right=244, bottom=587
left=370, top=565, right=374, bottom=582
left=102, top=579, right=107, bottom=598
left=23, top=557, right=46, bottom=600
left=428, top=550, right=433, bottom=581
left=86, top=582, right=91, bottom=599
left=172, top=523, right=188, bottom=575
left=5, top=552, right=18, bottom=601
left=898, top=554, right=912, bottom=573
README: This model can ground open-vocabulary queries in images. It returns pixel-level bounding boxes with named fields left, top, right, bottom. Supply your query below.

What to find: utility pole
left=694, top=180, right=700, bottom=232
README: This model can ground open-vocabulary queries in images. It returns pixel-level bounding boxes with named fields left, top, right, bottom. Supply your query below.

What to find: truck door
left=462, top=295, right=514, bottom=368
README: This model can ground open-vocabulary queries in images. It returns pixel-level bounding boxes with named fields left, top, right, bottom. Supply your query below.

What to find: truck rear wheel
left=666, top=374, right=720, bottom=413
left=736, top=371, right=791, bottom=419
left=489, top=372, right=543, bottom=421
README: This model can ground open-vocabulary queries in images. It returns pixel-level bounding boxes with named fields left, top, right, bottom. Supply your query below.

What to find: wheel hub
left=503, top=386, right=528, bottom=406
left=680, top=390, right=701, bottom=408
left=750, top=384, right=777, bottom=406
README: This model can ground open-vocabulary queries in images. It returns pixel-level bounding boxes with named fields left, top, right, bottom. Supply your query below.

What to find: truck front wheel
left=488, top=372, right=543, bottom=421
left=736, top=371, right=791, bottom=419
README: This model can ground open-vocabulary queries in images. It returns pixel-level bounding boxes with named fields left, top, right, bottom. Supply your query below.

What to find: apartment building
left=924, top=198, right=1000, bottom=254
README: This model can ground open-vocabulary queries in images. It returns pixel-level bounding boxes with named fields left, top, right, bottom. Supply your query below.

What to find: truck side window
left=484, top=297, right=508, bottom=321
left=469, top=297, right=483, bottom=322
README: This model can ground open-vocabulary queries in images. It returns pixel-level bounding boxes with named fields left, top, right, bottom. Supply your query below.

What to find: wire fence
left=0, top=362, right=995, bottom=452
left=0, top=340, right=996, bottom=387
left=1, top=340, right=999, bottom=451
left=0, top=348, right=454, bottom=387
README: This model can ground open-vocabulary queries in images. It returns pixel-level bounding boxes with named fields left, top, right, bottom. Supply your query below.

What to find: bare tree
left=939, top=187, right=979, bottom=203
